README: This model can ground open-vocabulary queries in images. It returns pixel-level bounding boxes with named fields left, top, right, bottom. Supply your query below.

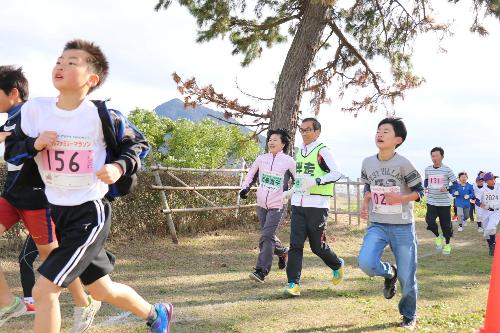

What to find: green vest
left=295, top=143, right=335, bottom=196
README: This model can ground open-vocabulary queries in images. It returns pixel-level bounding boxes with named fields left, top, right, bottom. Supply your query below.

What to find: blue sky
left=1, top=0, right=499, bottom=179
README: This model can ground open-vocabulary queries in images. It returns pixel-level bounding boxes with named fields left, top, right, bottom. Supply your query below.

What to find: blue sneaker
left=148, top=303, right=173, bottom=333
left=332, top=258, right=345, bottom=285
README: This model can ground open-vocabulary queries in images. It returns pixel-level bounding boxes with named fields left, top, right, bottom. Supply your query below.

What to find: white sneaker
left=458, top=226, right=463, bottom=232
left=0, top=297, right=27, bottom=327
left=478, top=227, right=484, bottom=233
left=71, top=296, right=101, bottom=333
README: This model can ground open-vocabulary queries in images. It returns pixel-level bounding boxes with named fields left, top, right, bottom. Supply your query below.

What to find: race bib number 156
left=40, top=137, right=94, bottom=189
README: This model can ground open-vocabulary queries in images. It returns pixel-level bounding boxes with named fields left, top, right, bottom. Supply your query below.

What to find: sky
left=1, top=0, right=499, bottom=179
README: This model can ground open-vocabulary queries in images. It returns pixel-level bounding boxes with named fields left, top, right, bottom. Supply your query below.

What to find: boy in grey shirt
left=358, top=117, right=424, bottom=331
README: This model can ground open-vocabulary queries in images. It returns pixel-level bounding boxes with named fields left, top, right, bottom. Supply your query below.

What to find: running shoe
left=148, top=303, right=174, bottom=333
left=383, top=264, right=398, bottom=299
left=283, top=282, right=301, bottom=297
left=71, top=296, right=101, bottom=333
left=442, top=244, right=452, bottom=255
left=0, top=297, right=26, bottom=327
left=332, top=258, right=345, bottom=285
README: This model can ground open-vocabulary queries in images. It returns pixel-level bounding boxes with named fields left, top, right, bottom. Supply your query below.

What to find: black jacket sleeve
left=3, top=110, right=39, bottom=166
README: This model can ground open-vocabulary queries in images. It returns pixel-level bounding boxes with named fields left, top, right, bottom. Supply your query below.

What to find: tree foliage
left=156, top=0, right=499, bottom=137
left=128, top=108, right=261, bottom=168
left=165, top=119, right=261, bottom=168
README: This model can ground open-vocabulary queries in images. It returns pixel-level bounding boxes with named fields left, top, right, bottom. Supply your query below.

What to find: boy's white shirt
left=21, top=97, right=108, bottom=206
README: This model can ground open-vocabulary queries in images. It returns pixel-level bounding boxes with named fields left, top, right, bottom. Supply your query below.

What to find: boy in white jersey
left=5, top=40, right=172, bottom=333
left=359, top=117, right=424, bottom=330
left=477, top=172, right=500, bottom=256
left=473, top=174, right=485, bottom=233
left=424, top=147, right=457, bottom=255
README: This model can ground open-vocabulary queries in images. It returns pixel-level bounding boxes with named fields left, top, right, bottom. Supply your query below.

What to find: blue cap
left=483, top=172, right=497, bottom=182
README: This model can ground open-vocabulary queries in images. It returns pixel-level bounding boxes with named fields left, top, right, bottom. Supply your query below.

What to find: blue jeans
left=357, top=222, right=418, bottom=320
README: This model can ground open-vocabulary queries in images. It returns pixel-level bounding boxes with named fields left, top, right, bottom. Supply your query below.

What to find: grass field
left=1, top=217, right=493, bottom=332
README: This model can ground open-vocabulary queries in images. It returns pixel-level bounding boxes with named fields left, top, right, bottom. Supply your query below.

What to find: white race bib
left=428, top=175, right=445, bottom=190
left=38, top=136, right=95, bottom=189
left=260, top=171, right=284, bottom=192
left=485, top=193, right=500, bottom=210
left=371, top=185, right=402, bottom=214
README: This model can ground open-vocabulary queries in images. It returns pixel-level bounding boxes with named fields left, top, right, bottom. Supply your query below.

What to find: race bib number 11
left=371, top=185, right=402, bottom=214
left=40, top=137, right=94, bottom=189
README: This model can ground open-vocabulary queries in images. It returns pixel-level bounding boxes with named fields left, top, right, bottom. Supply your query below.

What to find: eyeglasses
left=299, top=127, right=315, bottom=134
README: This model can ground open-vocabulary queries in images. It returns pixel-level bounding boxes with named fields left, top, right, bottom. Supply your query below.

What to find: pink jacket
left=241, top=151, right=296, bottom=209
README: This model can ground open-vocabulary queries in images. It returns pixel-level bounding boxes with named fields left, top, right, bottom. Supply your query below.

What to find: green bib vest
left=295, top=143, right=335, bottom=196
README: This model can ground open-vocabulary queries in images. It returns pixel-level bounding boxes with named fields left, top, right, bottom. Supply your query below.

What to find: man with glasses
left=283, top=118, right=344, bottom=296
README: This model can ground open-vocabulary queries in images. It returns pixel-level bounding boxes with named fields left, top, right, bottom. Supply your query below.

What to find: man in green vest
left=283, top=118, right=345, bottom=296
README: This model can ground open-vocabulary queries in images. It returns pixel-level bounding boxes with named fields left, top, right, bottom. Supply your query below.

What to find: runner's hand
left=302, top=177, right=317, bottom=190
left=0, top=132, right=11, bottom=143
left=34, top=131, right=58, bottom=151
left=96, top=163, right=123, bottom=184
left=464, top=194, right=470, bottom=200
left=360, top=203, right=369, bottom=220
left=440, top=187, right=448, bottom=192
left=239, top=189, right=249, bottom=199
left=385, top=192, right=404, bottom=205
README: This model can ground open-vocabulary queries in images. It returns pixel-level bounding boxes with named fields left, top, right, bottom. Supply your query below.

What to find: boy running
left=424, top=147, right=457, bottom=255
left=4, top=40, right=172, bottom=333
left=476, top=172, right=500, bottom=256
left=0, top=65, right=98, bottom=331
left=451, top=172, right=474, bottom=232
left=473, top=173, right=486, bottom=233
left=358, top=117, right=424, bottom=330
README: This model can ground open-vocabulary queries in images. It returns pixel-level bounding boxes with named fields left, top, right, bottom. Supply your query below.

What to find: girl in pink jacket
left=240, top=129, right=295, bottom=283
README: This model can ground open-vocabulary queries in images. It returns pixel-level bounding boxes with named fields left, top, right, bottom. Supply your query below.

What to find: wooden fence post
left=235, top=159, right=246, bottom=219
left=153, top=168, right=178, bottom=244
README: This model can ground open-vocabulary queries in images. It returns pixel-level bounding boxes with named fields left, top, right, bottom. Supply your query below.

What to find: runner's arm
left=317, top=147, right=342, bottom=185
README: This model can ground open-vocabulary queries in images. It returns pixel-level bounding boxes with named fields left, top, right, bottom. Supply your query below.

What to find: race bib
left=294, top=174, right=312, bottom=195
left=39, top=136, right=95, bottom=189
left=260, top=171, right=284, bottom=192
left=428, top=175, right=445, bottom=190
left=485, top=193, right=500, bottom=209
left=371, top=185, right=402, bottom=214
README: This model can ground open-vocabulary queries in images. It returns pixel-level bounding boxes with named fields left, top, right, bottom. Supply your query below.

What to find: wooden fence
left=149, top=164, right=364, bottom=243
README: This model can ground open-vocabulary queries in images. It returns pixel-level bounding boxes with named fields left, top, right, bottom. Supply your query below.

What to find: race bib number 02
left=371, top=185, right=402, bottom=214
left=260, top=171, right=284, bottom=192
left=428, top=175, right=444, bottom=189
left=40, top=136, right=94, bottom=189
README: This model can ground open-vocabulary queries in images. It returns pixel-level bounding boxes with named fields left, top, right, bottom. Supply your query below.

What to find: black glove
left=239, top=188, right=249, bottom=199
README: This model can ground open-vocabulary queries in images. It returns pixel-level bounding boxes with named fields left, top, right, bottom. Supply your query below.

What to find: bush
left=0, top=163, right=258, bottom=243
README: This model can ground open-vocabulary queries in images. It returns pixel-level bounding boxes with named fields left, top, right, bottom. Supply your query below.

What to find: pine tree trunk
left=269, top=1, right=329, bottom=155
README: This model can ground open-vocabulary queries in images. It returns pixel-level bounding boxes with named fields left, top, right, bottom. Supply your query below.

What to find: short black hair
left=0, top=65, right=29, bottom=101
left=430, top=147, right=444, bottom=157
left=478, top=171, right=484, bottom=176
left=301, top=118, right=321, bottom=131
left=63, top=39, right=109, bottom=93
left=267, top=128, right=291, bottom=153
left=458, top=171, right=468, bottom=178
left=377, top=117, right=407, bottom=148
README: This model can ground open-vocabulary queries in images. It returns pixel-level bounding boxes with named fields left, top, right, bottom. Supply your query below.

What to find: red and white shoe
left=24, top=302, right=35, bottom=315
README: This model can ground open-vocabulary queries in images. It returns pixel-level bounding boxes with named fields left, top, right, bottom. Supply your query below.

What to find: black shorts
left=38, top=198, right=115, bottom=288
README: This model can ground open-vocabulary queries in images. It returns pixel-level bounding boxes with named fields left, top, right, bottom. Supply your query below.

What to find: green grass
left=1, top=218, right=493, bottom=332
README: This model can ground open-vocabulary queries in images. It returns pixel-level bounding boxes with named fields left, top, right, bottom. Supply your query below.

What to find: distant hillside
left=154, top=98, right=265, bottom=146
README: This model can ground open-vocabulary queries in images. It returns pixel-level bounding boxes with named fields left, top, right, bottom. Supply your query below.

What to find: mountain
left=154, top=98, right=266, bottom=145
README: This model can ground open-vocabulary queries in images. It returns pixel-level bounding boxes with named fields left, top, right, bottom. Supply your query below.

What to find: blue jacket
left=451, top=182, right=475, bottom=208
